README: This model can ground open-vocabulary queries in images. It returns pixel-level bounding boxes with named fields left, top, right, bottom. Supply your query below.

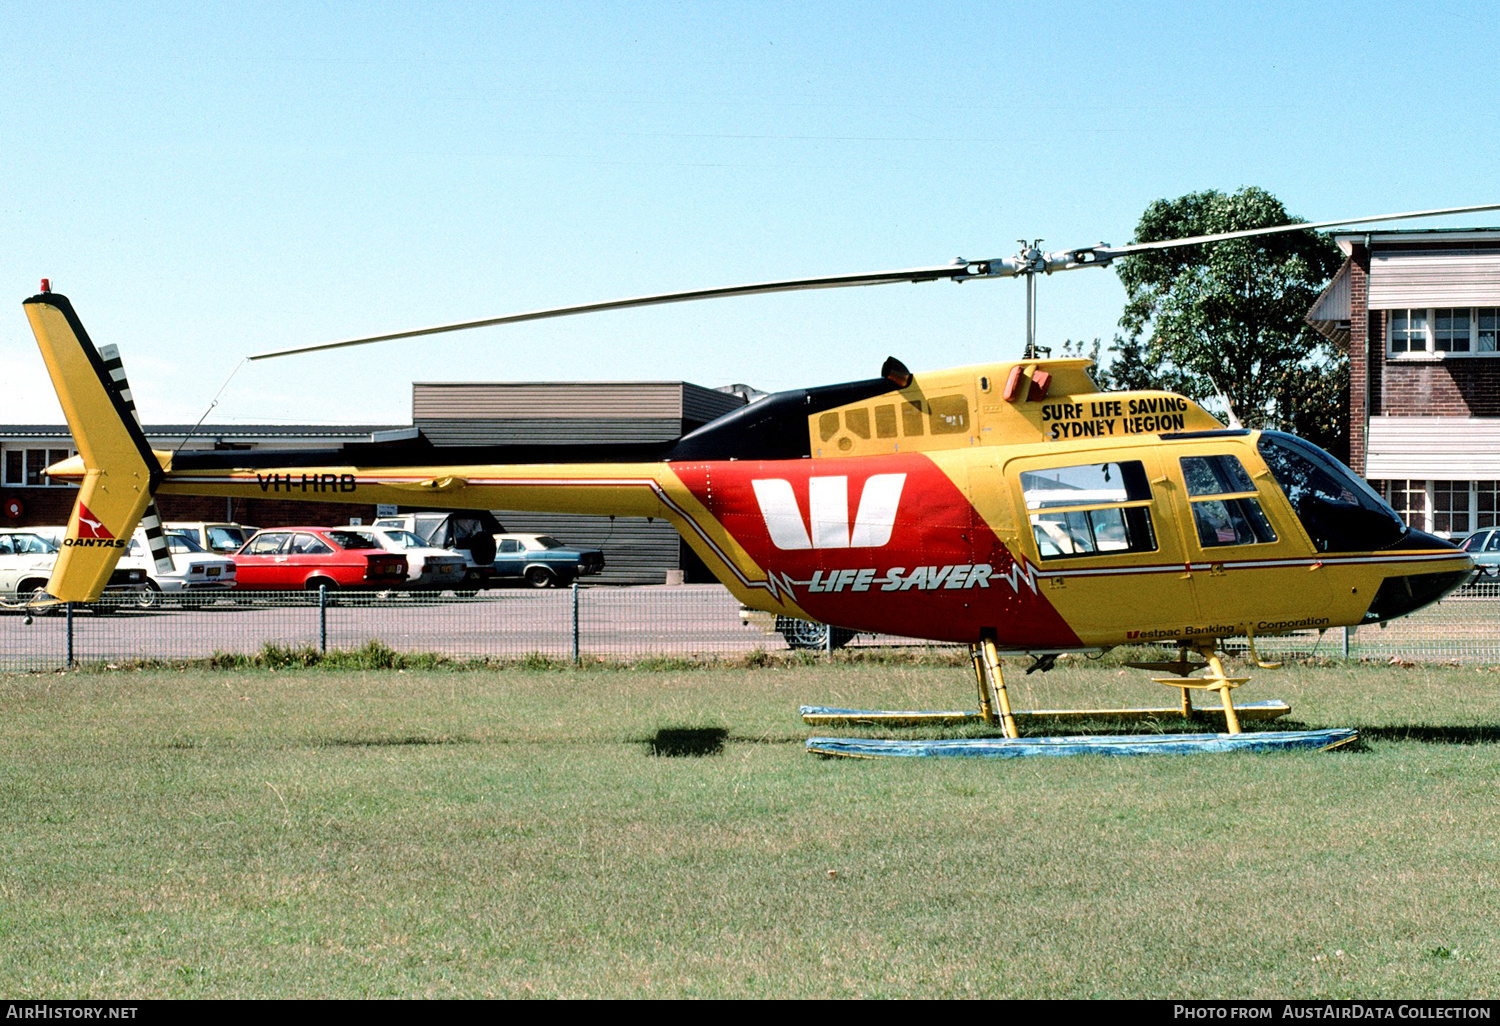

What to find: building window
left=1480, top=482, right=1500, bottom=530
left=1, top=447, right=75, bottom=488
left=1433, top=481, right=1469, bottom=534
left=1383, top=480, right=1429, bottom=533
left=1389, top=308, right=1500, bottom=356
left=1383, top=479, right=1500, bottom=538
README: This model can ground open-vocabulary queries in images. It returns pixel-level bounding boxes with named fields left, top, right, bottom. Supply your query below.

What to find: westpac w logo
left=750, top=474, right=906, bottom=550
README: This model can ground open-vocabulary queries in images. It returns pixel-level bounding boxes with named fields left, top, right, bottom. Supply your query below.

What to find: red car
left=233, top=527, right=409, bottom=592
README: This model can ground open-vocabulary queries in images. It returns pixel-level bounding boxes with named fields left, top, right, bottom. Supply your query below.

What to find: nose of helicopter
left=1361, top=529, right=1475, bottom=624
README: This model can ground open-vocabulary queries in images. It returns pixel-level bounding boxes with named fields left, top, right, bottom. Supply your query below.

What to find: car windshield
left=534, top=537, right=565, bottom=549
left=169, top=534, right=206, bottom=553
left=381, top=530, right=427, bottom=549
left=206, top=527, right=248, bottom=551
left=2, top=533, right=57, bottom=555
left=326, top=530, right=379, bottom=550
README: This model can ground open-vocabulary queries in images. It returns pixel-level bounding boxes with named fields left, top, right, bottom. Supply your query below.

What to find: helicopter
left=22, top=204, right=1491, bottom=757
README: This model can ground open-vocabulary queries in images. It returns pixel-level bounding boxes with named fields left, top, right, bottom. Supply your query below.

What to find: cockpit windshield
left=1256, top=431, right=1406, bottom=552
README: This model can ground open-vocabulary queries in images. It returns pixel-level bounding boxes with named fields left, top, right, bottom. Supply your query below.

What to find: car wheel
left=524, top=565, right=557, bottom=589
left=777, top=618, right=856, bottom=650
left=305, top=578, right=339, bottom=605
left=136, top=581, right=162, bottom=609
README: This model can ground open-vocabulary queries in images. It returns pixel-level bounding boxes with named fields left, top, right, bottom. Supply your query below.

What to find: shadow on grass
left=648, top=727, right=728, bottom=757
left=310, top=735, right=478, bottom=747
left=1355, top=725, right=1500, bottom=746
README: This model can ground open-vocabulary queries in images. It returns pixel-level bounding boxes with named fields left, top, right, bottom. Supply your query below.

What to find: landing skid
left=801, top=700, right=1292, bottom=728
left=807, top=729, right=1359, bottom=759
left=803, top=637, right=1356, bottom=758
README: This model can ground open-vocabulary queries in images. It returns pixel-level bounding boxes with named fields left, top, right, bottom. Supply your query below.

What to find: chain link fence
left=2, top=580, right=1497, bottom=672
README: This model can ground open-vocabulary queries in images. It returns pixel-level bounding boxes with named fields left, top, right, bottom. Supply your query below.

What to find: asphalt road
left=0, top=584, right=936, bottom=670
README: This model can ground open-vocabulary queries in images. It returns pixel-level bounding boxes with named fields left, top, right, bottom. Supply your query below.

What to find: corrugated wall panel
left=682, top=383, right=746, bottom=426
left=414, top=417, right=684, bottom=446
left=414, top=382, right=689, bottom=420
left=491, top=512, right=682, bottom=584
left=1308, top=260, right=1350, bottom=322
left=1366, top=416, right=1500, bottom=478
left=1368, top=250, right=1500, bottom=309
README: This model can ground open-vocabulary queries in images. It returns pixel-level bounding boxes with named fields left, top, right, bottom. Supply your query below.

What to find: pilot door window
left=1021, top=460, right=1158, bottom=560
left=1179, top=455, right=1277, bottom=548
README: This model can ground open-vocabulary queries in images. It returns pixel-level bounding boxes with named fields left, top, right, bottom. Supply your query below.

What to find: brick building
left=1308, top=228, right=1500, bottom=540
left=1, top=424, right=401, bottom=528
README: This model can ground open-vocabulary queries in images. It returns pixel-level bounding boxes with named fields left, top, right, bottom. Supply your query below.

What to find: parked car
left=0, top=528, right=148, bottom=607
left=370, top=510, right=505, bottom=590
left=1459, top=529, right=1500, bottom=584
left=739, top=605, right=859, bottom=650
left=163, top=521, right=258, bottom=555
left=359, top=526, right=469, bottom=590
left=232, top=527, right=408, bottom=592
left=123, top=530, right=237, bottom=606
left=491, top=533, right=605, bottom=588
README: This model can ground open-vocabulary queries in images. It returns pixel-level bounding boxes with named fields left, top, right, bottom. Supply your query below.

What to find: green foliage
left=1103, top=187, right=1347, bottom=457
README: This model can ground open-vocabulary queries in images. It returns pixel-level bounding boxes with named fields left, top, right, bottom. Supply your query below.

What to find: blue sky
left=4, top=0, right=1499, bottom=426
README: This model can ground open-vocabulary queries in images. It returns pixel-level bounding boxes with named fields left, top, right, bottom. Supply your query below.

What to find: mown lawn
left=1, top=657, right=1497, bottom=998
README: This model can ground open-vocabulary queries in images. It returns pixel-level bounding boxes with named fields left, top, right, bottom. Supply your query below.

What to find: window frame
left=1387, top=307, right=1500, bottom=358
left=1, top=446, right=77, bottom=488
left=1019, top=459, right=1159, bottom=562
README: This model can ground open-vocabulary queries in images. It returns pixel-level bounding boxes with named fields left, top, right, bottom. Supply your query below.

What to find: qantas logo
left=64, top=503, right=127, bottom=549
left=75, top=503, right=113, bottom=539
left=750, top=474, right=905, bottom=550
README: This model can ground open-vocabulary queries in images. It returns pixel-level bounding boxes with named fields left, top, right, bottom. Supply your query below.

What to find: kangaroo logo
left=750, top=473, right=906, bottom=550
left=74, top=503, right=114, bottom=539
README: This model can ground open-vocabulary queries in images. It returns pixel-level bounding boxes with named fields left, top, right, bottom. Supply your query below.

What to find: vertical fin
left=99, top=344, right=173, bottom=574
left=22, top=292, right=163, bottom=602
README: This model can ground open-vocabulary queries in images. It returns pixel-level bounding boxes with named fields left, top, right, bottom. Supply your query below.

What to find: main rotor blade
left=249, top=261, right=986, bottom=361
left=1097, top=202, right=1500, bottom=258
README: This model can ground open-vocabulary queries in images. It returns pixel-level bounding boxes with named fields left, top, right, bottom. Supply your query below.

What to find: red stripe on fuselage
left=675, top=454, right=1081, bottom=646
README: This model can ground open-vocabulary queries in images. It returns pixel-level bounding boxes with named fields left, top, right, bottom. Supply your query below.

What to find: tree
left=1103, top=187, right=1347, bottom=457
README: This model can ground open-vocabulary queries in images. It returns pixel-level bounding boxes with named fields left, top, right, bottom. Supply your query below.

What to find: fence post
left=1341, top=625, right=1351, bottom=661
left=319, top=586, right=328, bottom=653
left=571, top=581, right=581, bottom=664
left=65, top=602, right=74, bottom=668
left=824, top=622, right=833, bottom=657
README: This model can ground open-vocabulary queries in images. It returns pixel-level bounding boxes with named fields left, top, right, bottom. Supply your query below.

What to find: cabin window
left=819, top=412, right=840, bottom=442
left=901, top=401, right=926, bottom=436
left=1179, top=454, right=1277, bottom=548
left=874, top=404, right=898, bottom=439
left=928, top=395, right=970, bottom=435
left=1021, top=460, right=1157, bottom=560
left=1258, top=432, right=1406, bottom=553
left=844, top=408, right=871, bottom=439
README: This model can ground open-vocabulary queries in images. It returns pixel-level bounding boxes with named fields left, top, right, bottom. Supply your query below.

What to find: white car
left=123, top=531, right=238, bottom=606
left=162, top=521, right=258, bottom=555
left=357, top=526, right=469, bottom=590
left=0, top=528, right=148, bottom=607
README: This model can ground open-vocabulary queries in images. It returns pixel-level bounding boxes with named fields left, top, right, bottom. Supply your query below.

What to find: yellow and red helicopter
left=23, top=205, right=1491, bottom=757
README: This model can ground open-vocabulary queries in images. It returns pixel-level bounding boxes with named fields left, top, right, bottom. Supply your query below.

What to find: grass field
left=2, top=653, right=1498, bottom=998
